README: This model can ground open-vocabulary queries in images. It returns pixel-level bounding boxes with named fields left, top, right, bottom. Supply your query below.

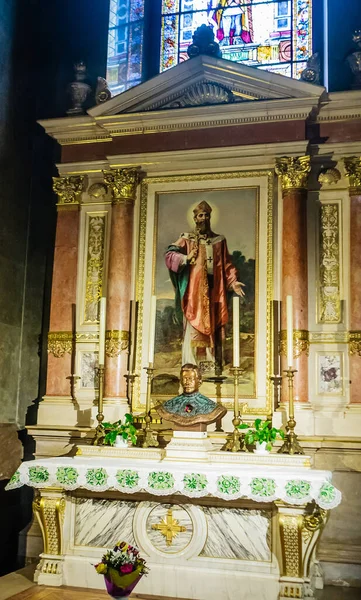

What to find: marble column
left=46, top=176, right=84, bottom=397
left=344, top=157, right=361, bottom=404
left=102, top=168, right=140, bottom=402
left=275, top=157, right=311, bottom=403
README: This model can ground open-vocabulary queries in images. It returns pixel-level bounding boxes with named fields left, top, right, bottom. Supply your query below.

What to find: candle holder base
left=222, top=416, right=247, bottom=453
left=278, top=429, right=304, bottom=455
left=142, top=414, right=159, bottom=448
left=92, top=422, right=105, bottom=446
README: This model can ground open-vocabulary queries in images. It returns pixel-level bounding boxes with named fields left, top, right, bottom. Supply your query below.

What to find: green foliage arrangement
left=103, top=414, right=137, bottom=446
left=238, top=418, right=284, bottom=451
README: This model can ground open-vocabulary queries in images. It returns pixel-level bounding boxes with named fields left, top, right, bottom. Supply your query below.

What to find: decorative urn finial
left=346, top=29, right=361, bottom=89
left=66, top=61, right=92, bottom=116
left=187, top=24, right=222, bottom=59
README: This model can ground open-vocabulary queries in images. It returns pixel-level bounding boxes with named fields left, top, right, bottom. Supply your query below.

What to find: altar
left=7, top=450, right=341, bottom=600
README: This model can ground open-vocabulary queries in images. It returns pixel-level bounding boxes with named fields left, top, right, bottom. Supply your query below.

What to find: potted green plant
left=103, top=414, right=138, bottom=448
left=238, top=419, right=284, bottom=454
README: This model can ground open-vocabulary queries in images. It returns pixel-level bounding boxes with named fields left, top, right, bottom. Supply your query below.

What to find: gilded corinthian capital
left=52, top=175, right=85, bottom=205
left=344, top=156, right=361, bottom=193
left=103, top=168, right=140, bottom=204
left=275, top=156, right=311, bottom=192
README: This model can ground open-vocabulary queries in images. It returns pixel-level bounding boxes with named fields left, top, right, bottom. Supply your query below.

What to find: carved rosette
left=319, top=204, right=341, bottom=323
left=344, top=157, right=361, bottom=194
left=105, top=330, right=129, bottom=357
left=279, top=330, right=310, bottom=359
left=275, top=156, right=311, bottom=192
left=48, top=332, right=73, bottom=358
left=103, top=168, right=140, bottom=204
left=52, top=175, right=85, bottom=206
left=84, top=215, right=106, bottom=323
left=349, top=331, right=361, bottom=356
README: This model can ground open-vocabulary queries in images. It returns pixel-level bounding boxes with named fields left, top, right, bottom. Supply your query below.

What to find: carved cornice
left=349, top=331, right=361, bottom=356
left=103, top=168, right=140, bottom=204
left=280, top=330, right=310, bottom=358
left=105, top=330, right=129, bottom=357
left=344, top=156, right=361, bottom=194
left=52, top=176, right=85, bottom=206
left=275, top=156, right=311, bottom=192
left=48, top=332, right=73, bottom=358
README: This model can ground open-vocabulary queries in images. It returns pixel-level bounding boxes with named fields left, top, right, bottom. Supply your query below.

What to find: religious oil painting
left=135, top=172, right=272, bottom=412
left=317, top=352, right=343, bottom=395
left=154, top=187, right=257, bottom=400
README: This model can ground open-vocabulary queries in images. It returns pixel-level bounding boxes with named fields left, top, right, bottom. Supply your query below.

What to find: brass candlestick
left=142, top=364, right=159, bottom=448
left=222, top=367, right=247, bottom=452
left=124, top=372, right=138, bottom=407
left=278, top=368, right=304, bottom=455
left=204, top=375, right=227, bottom=432
left=270, top=374, right=282, bottom=410
left=93, top=365, right=105, bottom=446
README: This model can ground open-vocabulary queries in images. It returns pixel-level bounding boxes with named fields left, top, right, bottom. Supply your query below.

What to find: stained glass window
left=160, top=0, right=312, bottom=79
left=107, top=0, right=145, bottom=95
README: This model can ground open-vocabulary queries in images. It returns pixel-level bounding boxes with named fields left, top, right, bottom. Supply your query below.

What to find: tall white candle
left=99, top=297, right=106, bottom=365
left=148, top=295, right=157, bottom=365
left=286, top=295, right=293, bottom=368
left=233, top=296, right=240, bottom=368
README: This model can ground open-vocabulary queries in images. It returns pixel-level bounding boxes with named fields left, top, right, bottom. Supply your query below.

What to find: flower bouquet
left=95, top=541, right=149, bottom=599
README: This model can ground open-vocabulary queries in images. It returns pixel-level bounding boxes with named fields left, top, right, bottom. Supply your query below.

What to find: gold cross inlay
left=151, top=508, right=187, bottom=546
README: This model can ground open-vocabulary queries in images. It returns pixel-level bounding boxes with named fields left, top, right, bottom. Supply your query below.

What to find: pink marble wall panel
left=46, top=353, right=72, bottom=396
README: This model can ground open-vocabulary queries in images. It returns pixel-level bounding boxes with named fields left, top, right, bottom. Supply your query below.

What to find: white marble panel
left=200, top=507, right=271, bottom=561
left=74, top=498, right=137, bottom=547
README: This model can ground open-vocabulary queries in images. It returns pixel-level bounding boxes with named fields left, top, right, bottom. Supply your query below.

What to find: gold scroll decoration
left=48, top=332, right=73, bottom=358
left=105, top=330, right=129, bottom=357
left=103, top=168, right=140, bottom=204
left=349, top=331, right=361, bottom=356
left=33, top=494, right=65, bottom=556
left=84, top=215, right=106, bottom=323
left=275, top=156, right=311, bottom=192
left=344, top=156, right=361, bottom=194
left=319, top=203, right=341, bottom=323
left=52, top=175, right=85, bottom=206
left=279, top=330, right=310, bottom=359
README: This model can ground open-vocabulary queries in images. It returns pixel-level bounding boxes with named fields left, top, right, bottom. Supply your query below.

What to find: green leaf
left=238, top=424, right=249, bottom=429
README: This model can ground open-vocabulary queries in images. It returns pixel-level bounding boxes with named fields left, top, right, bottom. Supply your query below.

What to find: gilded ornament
left=151, top=508, right=187, bottom=546
left=33, top=494, right=65, bottom=556
left=84, top=215, right=106, bottom=323
left=52, top=175, right=85, bottom=205
left=103, top=168, right=140, bottom=203
left=318, top=168, right=341, bottom=186
left=318, top=204, right=341, bottom=323
left=48, top=332, right=73, bottom=358
left=280, top=330, right=309, bottom=358
left=344, top=156, right=361, bottom=193
left=105, top=330, right=129, bottom=357
left=349, top=331, right=361, bottom=356
left=88, top=182, right=107, bottom=199
left=279, top=513, right=302, bottom=578
left=275, top=156, right=311, bottom=192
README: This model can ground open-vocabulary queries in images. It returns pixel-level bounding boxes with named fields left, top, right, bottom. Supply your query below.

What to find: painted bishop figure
left=165, top=200, right=245, bottom=370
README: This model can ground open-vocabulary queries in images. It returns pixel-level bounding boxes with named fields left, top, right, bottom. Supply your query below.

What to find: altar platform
left=7, top=449, right=341, bottom=600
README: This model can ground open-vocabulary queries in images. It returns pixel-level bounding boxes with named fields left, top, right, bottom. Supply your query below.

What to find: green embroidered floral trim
left=9, top=470, right=20, bottom=485
left=56, top=467, right=78, bottom=485
left=285, top=479, right=311, bottom=499
left=28, top=466, right=50, bottom=484
left=85, top=468, right=107, bottom=487
left=148, top=471, right=174, bottom=490
left=116, top=469, right=140, bottom=488
left=217, top=475, right=240, bottom=495
left=250, top=477, right=276, bottom=497
left=318, top=482, right=336, bottom=503
left=183, top=473, right=208, bottom=492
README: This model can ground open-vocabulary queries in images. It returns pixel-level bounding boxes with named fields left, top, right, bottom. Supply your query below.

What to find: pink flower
left=120, top=564, right=133, bottom=574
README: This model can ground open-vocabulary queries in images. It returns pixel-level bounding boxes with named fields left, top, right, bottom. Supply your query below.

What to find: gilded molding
left=349, top=331, right=361, bottom=356
left=105, top=330, right=129, bottom=357
left=279, top=513, right=303, bottom=578
left=344, top=156, right=361, bottom=194
left=309, top=331, right=348, bottom=344
left=280, top=330, right=310, bottom=358
left=103, top=168, right=140, bottom=204
left=33, top=494, right=65, bottom=556
left=52, top=175, right=85, bottom=206
left=48, top=332, right=73, bottom=358
left=84, top=215, right=106, bottom=323
left=318, top=203, right=341, bottom=323
left=75, top=332, right=99, bottom=342
left=275, top=156, right=311, bottom=192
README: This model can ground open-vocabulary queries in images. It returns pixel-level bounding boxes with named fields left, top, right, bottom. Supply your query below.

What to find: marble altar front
left=7, top=451, right=341, bottom=600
